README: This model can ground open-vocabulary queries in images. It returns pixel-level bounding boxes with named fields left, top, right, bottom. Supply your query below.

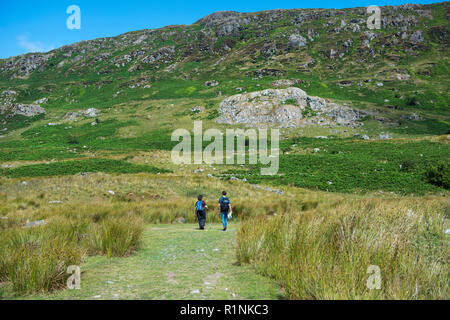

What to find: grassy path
left=2, top=223, right=283, bottom=300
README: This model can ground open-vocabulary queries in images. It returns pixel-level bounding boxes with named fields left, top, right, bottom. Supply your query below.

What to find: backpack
left=220, top=197, right=230, bottom=212
left=196, top=201, right=204, bottom=211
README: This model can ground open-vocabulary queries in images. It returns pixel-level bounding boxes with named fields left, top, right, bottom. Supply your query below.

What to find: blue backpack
left=196, top=201, right=204, bottom=211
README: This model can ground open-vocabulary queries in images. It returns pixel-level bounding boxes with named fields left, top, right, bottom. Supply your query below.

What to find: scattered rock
left=361, top=135, right=370, bottom=140
left=191, top=106, right=204, bottom=113
left=230, top=176, right=247, bottom=182
left=107, top=190, right=115, bottom=195
left=409, top=30, right=424, bottom=43
left=24, top=220, right=45, bottom=228
left=173, top=217, right=186, bottom=224
left=378, top=134, right=392, bottom=140
left=190, top=289, right=200, bottom=294
left=0, top=103, right=46, bottom=117
left=204, top=80, right=219, bottom=87
left=251, top=184, right=283, bottom=195
left=33, top=97, right=48, bottom=105
left=288, top=34, right=307, bottom=48
left=272, top=79, right=300, bottom=87
left=167, top=272, right=177, bottom=284
left=62, top=112, right=79, bottom=120
left=402, top=113, right=423, bottom=121
left=83, top=108, right=100, bottom=117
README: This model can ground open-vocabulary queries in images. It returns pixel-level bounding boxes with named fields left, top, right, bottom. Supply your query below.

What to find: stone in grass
left=173, top=217, right=186, bottom=224
left=83, top=108, right=100, bottom=117
left=190, top=289, right=200, bottom=294
left=378, top=134, right=392, bottom=140
left=25, top=220, right=45, bottom=228
left=361, top=135, right=370, bottom=140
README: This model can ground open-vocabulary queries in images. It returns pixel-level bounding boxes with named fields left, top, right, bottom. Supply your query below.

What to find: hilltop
left=0, top=2, right=449, bottom=195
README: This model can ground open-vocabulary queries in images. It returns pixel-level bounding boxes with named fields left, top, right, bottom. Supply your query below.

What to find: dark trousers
left=197, top=210, right=206, bottom=229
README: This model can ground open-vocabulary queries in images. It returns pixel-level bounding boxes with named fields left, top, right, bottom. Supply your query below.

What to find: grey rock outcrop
left=217, top=87, right=368, bottom=128
left=61, top=108, right=100, bottom=120
left=288, top=34, right=307, bottom=48
left=0, top=103, right=45, bottom=117
left=409, top=30, right=424, bottom=43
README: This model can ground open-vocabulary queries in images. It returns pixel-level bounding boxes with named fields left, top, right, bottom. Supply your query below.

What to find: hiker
left=195, top=195, right=208, bottom=230
left=218, top=191, right=232, bottom=231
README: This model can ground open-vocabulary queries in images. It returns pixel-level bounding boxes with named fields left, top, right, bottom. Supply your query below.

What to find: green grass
left=225, top=138, right=450, bottom=194
left=0, top=159, right=171, bottom=178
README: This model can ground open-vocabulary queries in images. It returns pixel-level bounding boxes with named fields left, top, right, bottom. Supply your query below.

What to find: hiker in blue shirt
left=195, top=195, right=208, bottom=230
left=218, top=191, right=232, bottom=231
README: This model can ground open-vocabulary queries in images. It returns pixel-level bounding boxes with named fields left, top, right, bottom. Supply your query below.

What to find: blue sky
left=0, top=0, right=439, bottom=59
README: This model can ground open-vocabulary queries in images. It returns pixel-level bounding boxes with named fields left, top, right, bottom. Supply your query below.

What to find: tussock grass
left=0, top=212, right=144, bottom=294
left=88, top=217, right=144, bottom=258
left=0, top=226, right=85, bottom=294
left=0, top=171, right=447, bottom=298
left=237, top=198, right=449, bottom=299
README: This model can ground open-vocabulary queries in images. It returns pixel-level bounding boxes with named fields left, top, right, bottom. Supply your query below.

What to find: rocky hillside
left=0, top=2, right=449, bottom=133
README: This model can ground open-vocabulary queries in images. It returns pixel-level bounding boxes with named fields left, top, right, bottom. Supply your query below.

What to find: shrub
left=426, top=161, right=450, bottom=189
left=67, top=135, right=79, bottom=144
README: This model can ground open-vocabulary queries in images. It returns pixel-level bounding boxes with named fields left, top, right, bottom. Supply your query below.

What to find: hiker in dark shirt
left=218, top=191, right=232, bottom=231
left=195, top=195, right=208, bottom=230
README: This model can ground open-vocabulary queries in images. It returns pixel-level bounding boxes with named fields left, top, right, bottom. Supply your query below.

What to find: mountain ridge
left=0, top=2, right=448, bottom=136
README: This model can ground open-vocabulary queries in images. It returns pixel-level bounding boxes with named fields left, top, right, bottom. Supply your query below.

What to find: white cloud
left=17, top=35, right=55, bottom=53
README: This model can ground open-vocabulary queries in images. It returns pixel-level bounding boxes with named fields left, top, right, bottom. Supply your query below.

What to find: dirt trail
left=9, top=223, right=282, bottom=300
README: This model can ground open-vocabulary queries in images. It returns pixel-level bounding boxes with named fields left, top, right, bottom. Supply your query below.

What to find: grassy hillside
left=0, top=3, right=449, bottom=300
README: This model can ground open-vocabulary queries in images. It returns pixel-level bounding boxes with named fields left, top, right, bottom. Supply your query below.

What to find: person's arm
left=217, top=199, right=221, bottom=214
left=203, top=201, right=208, bottom=210
left=229, top=204, right=232, bottom=214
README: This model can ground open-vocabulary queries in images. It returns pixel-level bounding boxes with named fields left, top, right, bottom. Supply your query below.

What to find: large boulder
left=288, top=34, right=307, bottom=48
left=217, top=87, right=369, bottom=128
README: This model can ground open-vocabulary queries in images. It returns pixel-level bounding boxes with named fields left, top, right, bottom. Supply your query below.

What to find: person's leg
left=221, top=212, right=227, bottom=230
left=200, top=211, right=206, bottom=229
left=197, top=211, right=203, bottom=229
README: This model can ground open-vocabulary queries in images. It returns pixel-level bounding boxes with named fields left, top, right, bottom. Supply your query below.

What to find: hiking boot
left=223, top=226, right=227, bottom=231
